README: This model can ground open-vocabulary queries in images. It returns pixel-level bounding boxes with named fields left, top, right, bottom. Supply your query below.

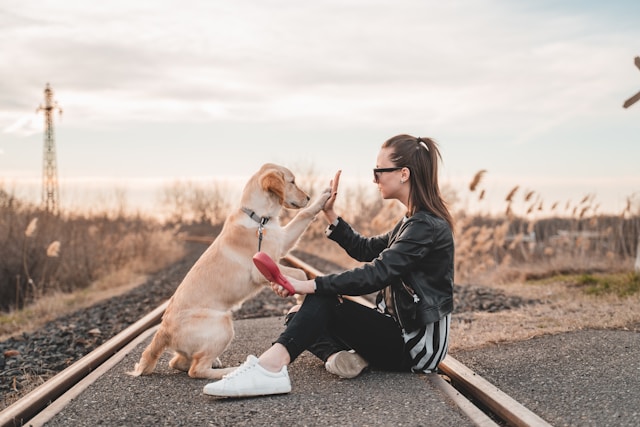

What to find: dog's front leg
left=281, top=188, right=331, bottom=251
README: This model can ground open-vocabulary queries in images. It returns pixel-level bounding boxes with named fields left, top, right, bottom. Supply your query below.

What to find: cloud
left=3, top=114, right=41, bottom=136
left=2, top=1, right=638, bottom=135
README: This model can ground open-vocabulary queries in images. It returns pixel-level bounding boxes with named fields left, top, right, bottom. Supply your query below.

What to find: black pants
left=274, top=294, right=413, bottom=371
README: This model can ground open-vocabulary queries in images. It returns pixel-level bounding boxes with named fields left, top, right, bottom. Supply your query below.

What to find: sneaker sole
left=326, top=352, right=368, bottom=379
left=203, top=384, right=291, bottom=397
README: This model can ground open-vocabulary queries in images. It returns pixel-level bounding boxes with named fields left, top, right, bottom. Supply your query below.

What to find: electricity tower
left=36, top=83, right=63, bottom=214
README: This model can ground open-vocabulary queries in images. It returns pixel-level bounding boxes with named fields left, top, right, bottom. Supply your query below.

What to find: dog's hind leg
left=186, top=313, right=234, bottom=379
left=169, top=352, right=191, bottom=372
left=169, top=351, right=222, bottom=373
left=127, top=328, right=170, bottom=376
left=188, top=352, right=235, bottom=379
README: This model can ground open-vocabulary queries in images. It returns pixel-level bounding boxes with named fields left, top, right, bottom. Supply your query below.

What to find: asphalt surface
left=31, top=318, right=639, bottom=426
left=36, top=316, right=476, bottom=427
left=455, top=327, right=640, bottom=427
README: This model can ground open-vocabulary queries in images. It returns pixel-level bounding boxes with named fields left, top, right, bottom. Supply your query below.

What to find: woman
left=203, top=134, right=455, bottom=397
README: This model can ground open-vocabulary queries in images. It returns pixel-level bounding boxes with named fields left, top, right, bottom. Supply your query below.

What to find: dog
left=128, top=163, right=330, bottom=379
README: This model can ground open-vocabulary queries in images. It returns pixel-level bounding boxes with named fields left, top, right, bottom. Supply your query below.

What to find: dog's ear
left=260, top=169, right=285, bottom=204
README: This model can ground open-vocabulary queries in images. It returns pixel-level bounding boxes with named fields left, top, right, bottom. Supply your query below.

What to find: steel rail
left=438, top=356, right=552, bottom=427
left=0, top=252, right=552, bottom=427
left=0, top=303, right=168, bottom=427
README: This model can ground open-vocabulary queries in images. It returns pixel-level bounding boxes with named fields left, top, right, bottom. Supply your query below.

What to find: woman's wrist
left=324, top=210, right=338, bottom=225
left=324, top=217, right=339, bottom=236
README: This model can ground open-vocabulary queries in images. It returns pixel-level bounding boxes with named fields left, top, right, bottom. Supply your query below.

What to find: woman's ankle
left=258, top=343, right=291, bottom=372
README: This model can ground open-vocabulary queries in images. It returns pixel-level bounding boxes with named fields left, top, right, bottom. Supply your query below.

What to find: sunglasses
left=373, top=167, right=403, bottom=183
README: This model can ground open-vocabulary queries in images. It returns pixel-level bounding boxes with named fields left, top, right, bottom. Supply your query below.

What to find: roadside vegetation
left=0, top=185, right=185, bottom=337
left=1, top=170, right=639, bottom=341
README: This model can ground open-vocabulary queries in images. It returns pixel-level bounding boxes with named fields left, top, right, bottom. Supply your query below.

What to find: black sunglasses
left=373, top=167, right=403, bottom=182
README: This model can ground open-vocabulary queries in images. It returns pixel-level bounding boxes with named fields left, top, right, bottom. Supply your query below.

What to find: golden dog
left=128, top=163, right=329, bottom=379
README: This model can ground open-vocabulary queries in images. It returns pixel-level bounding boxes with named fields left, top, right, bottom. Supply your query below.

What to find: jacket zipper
left=402, top=282, right=420, bottom=303
left=392, top=284, right=420, bottom=330
left=392, top=291, right=404, bottom=330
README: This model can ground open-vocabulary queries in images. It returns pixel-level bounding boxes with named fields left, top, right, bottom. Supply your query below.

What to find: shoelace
left=223, top=359, right=256, bottom=379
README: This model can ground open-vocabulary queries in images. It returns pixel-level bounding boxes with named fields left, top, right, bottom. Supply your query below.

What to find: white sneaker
left=325, top=350, right=369, bottom=379
left=202, top=355, right=291, bottom=397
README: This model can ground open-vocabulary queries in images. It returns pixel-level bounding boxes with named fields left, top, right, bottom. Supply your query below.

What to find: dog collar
left=241, top=207, right=270, bottom=251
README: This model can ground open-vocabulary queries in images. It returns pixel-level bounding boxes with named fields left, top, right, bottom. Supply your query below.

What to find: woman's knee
left=284, top=294, right=339, bottom=325
left=284, top=304, right=301, bottom=325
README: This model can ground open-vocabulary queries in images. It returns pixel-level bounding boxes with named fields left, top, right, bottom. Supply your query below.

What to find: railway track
left=0, top=254, right=552, bottom=427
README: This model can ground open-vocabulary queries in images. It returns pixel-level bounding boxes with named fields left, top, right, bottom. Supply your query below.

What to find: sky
left=1, top=0, right=639, bottom=216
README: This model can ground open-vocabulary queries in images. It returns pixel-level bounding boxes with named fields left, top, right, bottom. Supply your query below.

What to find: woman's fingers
left=270, top=281, right=291, bottom=297
left=331, top=170, right=341, bottom=194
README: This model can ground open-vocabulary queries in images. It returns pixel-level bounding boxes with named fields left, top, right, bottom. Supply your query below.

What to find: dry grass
left=0, top=184, right=186, bottom=338
left=450, top=278, right=640, bottom=351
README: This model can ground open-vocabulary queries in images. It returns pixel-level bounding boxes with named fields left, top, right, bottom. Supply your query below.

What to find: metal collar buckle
left=241, top=207, right=270, bottom=251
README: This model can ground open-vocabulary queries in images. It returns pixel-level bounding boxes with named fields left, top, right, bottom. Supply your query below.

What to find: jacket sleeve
left=316, top=216, right=435, bottom=296
left=327, top=217, right=391, bottom=262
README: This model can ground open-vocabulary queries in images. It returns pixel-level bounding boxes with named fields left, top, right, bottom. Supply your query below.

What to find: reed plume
left=22, top=218, right=38, bottom=300
left=25, top=218, right=38, bottom=237
left=40, top=241, right=62, bottom=292
left=524, top=190, right=535, bottom=202
left=505, top=186, right=519, bottom=202
left=46, top=241, right=61, bottom=257
left=469, top=170, right=487, bottom=192
left=579, top=206, right=589, bottom=219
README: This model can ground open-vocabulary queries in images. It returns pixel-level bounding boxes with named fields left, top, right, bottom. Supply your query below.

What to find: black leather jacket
left=314, top=211, right=454, bottom=331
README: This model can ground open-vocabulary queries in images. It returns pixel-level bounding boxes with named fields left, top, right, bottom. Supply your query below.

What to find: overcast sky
left=1, top=0, right=639, bottom=215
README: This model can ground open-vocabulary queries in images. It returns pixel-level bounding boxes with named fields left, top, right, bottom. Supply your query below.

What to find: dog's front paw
left=305, top=187, right=332, bottom=215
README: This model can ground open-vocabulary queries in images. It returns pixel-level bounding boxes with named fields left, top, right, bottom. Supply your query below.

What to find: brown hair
left=382, top=134, right=454, bottom=230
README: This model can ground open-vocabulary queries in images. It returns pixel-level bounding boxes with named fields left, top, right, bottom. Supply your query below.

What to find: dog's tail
left=126, top=328, right=169, bottom=376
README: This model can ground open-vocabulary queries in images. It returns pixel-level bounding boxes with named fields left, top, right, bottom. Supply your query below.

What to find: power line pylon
left=36, top=83, right=63, bottom=214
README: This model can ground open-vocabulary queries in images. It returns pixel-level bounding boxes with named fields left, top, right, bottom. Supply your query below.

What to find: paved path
left=32, top=316, right=639, bottom=426
left=454, top=328, right=640, bottom=427
left=37, top=317, right=476, bottom=427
